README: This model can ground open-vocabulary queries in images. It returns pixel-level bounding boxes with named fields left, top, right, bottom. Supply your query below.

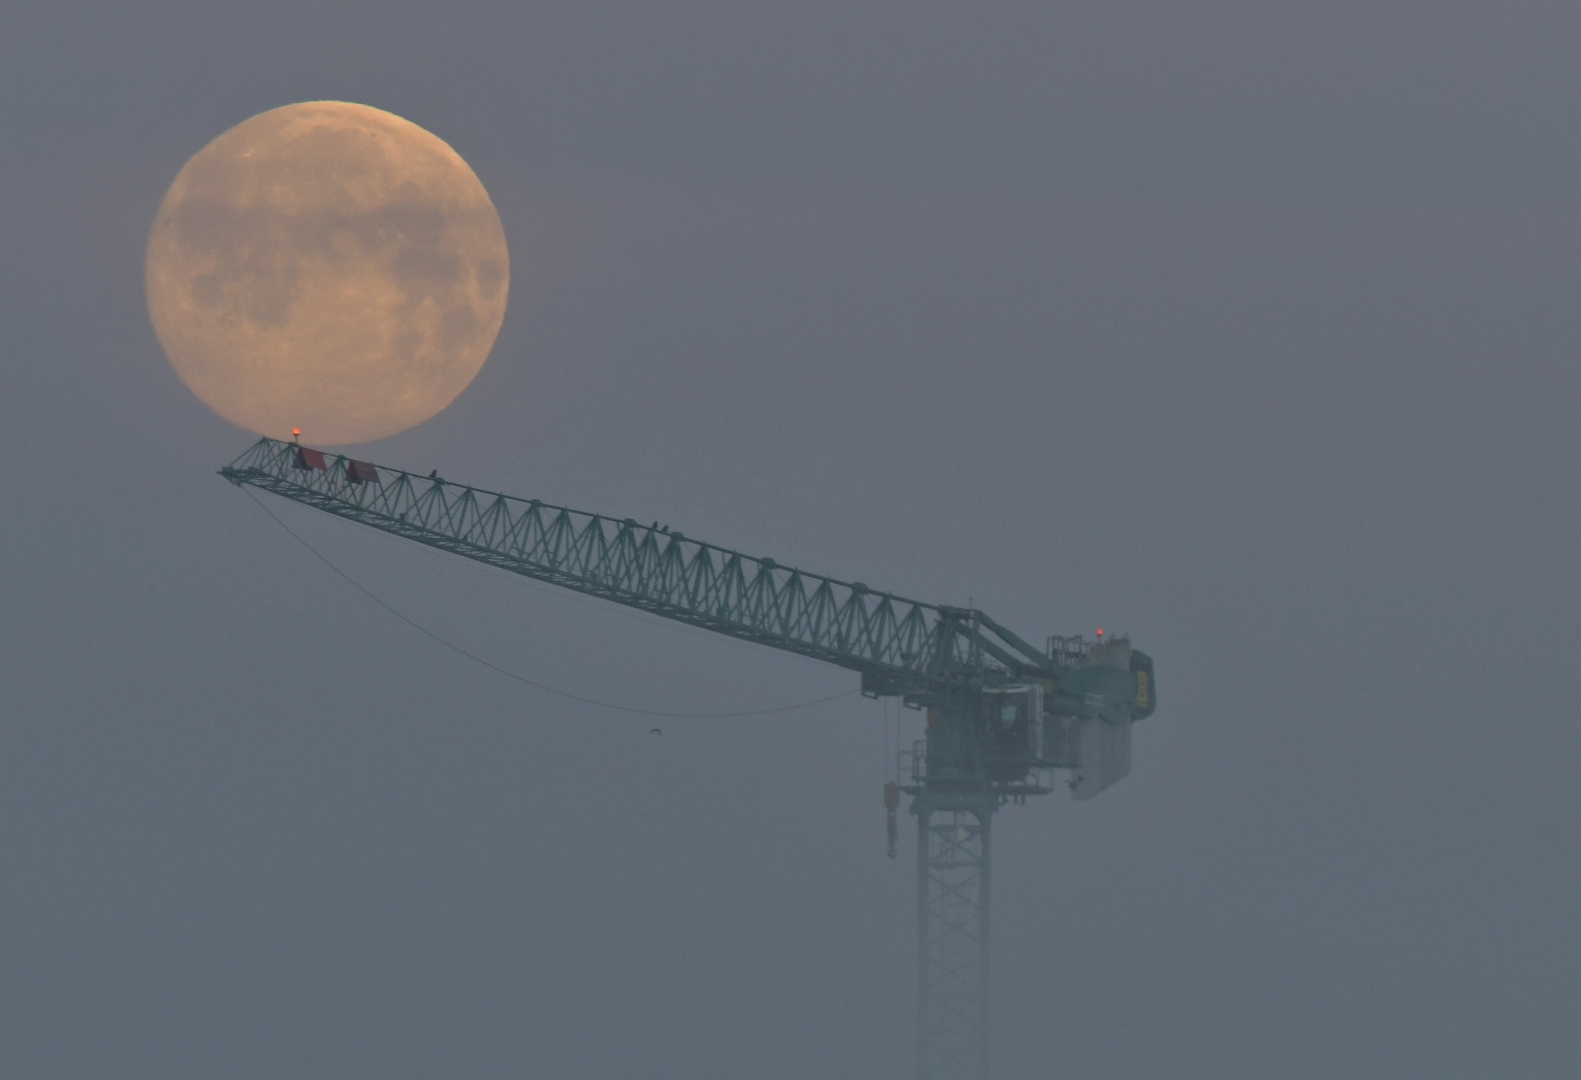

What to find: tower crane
left=221, top=436, right=1158, bottom=1080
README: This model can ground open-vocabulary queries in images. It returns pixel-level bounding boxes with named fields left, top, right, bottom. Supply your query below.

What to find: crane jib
left=219, top=437, right=1145, bottom=706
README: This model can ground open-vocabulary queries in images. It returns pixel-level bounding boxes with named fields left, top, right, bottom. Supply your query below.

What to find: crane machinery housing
left=222, top=436, right=1157, bottom=1080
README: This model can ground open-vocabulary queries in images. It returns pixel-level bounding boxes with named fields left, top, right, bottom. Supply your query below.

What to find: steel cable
left=243, top=487, right=857, bottom=719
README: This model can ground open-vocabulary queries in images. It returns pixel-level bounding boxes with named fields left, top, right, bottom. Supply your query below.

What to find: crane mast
left=222, top=436, right=1157, bottom=1080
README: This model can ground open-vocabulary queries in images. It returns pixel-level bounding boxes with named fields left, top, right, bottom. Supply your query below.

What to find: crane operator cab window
left=980, top=683, right=1042, bottom=775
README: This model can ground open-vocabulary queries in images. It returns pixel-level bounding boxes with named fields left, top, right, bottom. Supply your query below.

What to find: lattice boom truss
left=221, top=438, right=1059, bottom=694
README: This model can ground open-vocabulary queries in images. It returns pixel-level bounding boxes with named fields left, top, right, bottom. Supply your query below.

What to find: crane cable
left=242, top=488, right=858, bottom=719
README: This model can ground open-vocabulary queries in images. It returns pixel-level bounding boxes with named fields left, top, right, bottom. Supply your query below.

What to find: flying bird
left=649, top=727, right=662, bottom=735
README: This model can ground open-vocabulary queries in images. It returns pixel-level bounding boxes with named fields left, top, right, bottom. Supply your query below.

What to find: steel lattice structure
left=917, top=802, right=994, bottom=1080
left=222, top=437, right=1058, bottom=697
left=221, top=436, right=1159, bottom=1080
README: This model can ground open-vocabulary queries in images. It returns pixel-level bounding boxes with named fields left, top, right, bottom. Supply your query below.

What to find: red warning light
left=1095, top=628, right=1104, bottom=638
left=292, top=428, right=302, bottom=440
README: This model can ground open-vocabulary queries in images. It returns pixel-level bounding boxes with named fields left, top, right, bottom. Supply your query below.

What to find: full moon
left=146, top=101, right=509, bottom=445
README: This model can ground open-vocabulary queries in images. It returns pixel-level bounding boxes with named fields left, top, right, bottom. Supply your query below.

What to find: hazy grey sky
left=4, top=4, right=1580, bottom=1078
